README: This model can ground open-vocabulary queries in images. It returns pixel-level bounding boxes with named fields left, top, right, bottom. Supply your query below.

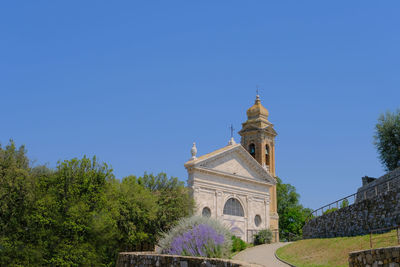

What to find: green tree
left=34, top=156, right=117, bottom=266
left=0, top=141, right=38, bottom=266
left=276, top=177, right=311, bottom=241
left=113, top=175, right=158, bottom=251
left=374, top=109, right=400, bottom=171
left=137, top=173, right=194, bottom=233
left=0, top=140, right=194, bottom=266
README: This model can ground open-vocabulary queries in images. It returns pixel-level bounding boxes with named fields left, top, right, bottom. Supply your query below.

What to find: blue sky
left=1, top=1, right=399, bottom=209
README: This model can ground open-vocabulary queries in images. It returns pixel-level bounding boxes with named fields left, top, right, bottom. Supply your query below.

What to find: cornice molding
left=194, top=166, right=274, bottom=186
left=193, top=179, right=271, bottom=198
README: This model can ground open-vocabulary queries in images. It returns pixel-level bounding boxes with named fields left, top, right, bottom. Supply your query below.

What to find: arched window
left=202, top=207, right=211, bottom=217
left=249, top=144, right=255, bottom=158
left=223, top=198, right=244, bottom=217
left=265, top=145, right=270, bottom=166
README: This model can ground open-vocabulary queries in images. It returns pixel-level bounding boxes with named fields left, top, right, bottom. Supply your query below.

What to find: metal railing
left=306, top=172, right=400, bottom=221
left=369, top=225, right=400, bottom=248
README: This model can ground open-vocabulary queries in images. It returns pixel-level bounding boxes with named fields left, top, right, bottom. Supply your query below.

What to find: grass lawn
left=276, top=230, right=399, bottom=267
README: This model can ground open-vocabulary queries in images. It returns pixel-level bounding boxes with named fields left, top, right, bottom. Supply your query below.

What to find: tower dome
left=246, top=95, right=269, bottom=120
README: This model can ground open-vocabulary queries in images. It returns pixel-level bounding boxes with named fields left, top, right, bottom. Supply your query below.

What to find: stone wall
left=303, top=189, right=400, bottom=239
left=116, top=252, right=262, bottom=267
left=356, top=168, right=400, bottom=203
left=349, top=246, right=400, bottom=267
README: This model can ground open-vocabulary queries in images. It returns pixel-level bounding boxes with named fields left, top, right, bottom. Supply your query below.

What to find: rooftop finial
left=229, top=124, right=235, bottom=138
left=190, top=142, right=197, bottom=160
left=228, top=124, right=236, bottom=145
left=228, top=137, right=236, bottom=145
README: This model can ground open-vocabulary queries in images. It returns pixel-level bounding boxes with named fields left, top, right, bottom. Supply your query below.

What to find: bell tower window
left=249, top=143, right=255, bottom=158
left=265, top=145, right=270, bottom=166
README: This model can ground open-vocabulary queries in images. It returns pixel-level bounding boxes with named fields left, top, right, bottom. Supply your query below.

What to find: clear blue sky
left=1, top=1, right=399, bottom=209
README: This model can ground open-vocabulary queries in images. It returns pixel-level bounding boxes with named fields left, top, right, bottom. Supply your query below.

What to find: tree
left=37, top=156, right=117, bottom=266
left=276, top=177, right=311, bottom=241
left=374, top=109, right=400, bottom=171
left=0, top=140, right=37, bottom=266
left=112, top=175, right=158, bottom=252
left=0, top=140, right=194, bottom=266
left=137, top=173, right=194, bottom=233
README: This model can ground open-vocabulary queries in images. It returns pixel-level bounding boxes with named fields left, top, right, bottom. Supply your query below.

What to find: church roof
left=184, top=142, right=276, bottom=185
left=191, top=144, right=234, bottom=162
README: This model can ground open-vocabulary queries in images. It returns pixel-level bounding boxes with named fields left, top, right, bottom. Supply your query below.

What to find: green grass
left=276, top=230, right=399, bottom=267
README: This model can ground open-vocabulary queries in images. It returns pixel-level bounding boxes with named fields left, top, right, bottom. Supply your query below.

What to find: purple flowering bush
left=158, top=216, right=232, bottom=258
left=169, top=224, right=224, bottom=257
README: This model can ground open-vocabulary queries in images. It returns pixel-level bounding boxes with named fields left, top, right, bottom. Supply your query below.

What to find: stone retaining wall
left=116, top=252, right=262, bottom=267
left=303, top=189, right=400, bottom=239
left=349, top=246, right=400, bottom=267
left=356, top=168, right=400, bottom=203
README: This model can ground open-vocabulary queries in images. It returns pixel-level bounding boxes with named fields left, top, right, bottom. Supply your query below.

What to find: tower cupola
left=246, top=95, right=269, bottom=120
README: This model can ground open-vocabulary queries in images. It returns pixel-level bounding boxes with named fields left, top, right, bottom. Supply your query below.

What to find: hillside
left=276, top=230, right=399, bottom=267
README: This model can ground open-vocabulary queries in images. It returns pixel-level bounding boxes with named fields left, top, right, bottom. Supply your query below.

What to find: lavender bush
left=158, top=216, right=232, bottom=258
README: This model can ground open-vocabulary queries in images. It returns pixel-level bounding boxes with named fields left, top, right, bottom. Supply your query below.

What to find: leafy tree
left=112, top=175, right=158, bottom=251
left=374, top=109, right=400, bottom=171
left=38, top=156, right=117, bottom=266
left=137, top=173, right=194, bottom=233
left=0, top=140, right=38, bottom=266
left=276, top=177, right=311, bottom=241
left=0, top=140, right=194, bottom=266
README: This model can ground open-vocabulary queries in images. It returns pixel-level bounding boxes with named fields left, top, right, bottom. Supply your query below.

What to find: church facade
left=184, top=95, right=279, bottom=242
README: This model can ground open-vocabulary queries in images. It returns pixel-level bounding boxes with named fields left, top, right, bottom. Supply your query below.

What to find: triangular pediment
left=202, top=153, right=262, bottom=179
left=185, top=144, right=275, bottom=184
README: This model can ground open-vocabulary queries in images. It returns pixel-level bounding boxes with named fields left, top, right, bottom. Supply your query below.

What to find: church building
left=184, top=95, right=279, bottom=242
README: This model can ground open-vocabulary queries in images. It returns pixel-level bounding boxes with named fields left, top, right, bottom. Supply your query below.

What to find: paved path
left=233, top=242, right=291, bottom=267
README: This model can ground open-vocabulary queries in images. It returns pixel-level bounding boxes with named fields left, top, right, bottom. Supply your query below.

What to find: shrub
left=341, top=199, right=349, bottom=208
left=253, top=229, right=273, bottom=245
left=323, top=207, right=338, bottom=215
left=231, top=236, right=247, bottom=253
left=158, top=216, right=232, bottom=258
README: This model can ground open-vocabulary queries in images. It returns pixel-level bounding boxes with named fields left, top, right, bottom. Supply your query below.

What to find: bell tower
left=238, top=94, right=279, bottom=240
